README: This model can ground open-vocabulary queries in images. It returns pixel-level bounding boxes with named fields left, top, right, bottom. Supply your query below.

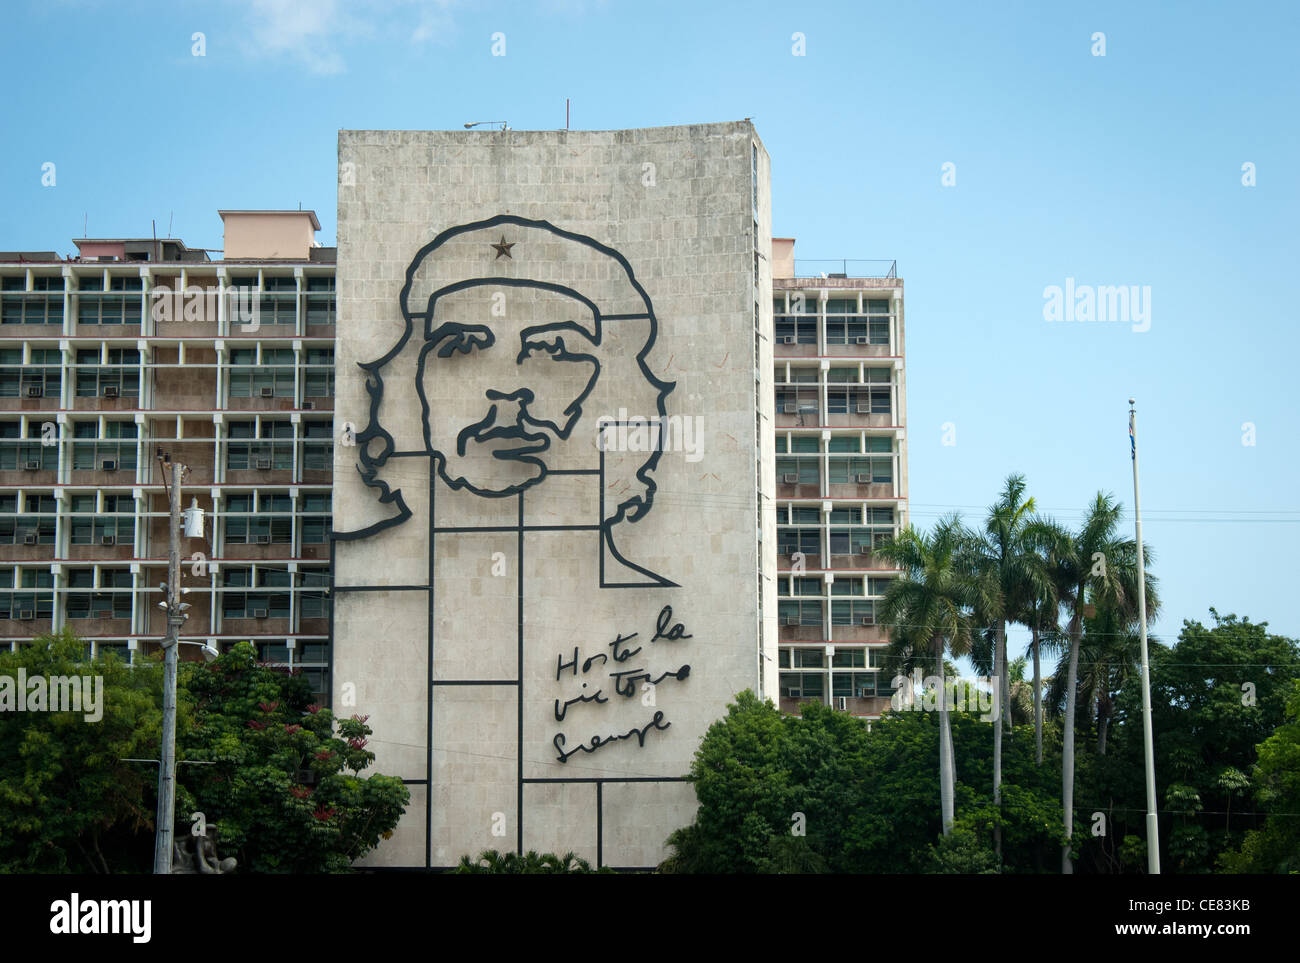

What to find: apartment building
left=0, top=210, right=336, bottom=701
left=1, top=206, right=906, bottom=736
left=772, top=239, right=907, bottom=719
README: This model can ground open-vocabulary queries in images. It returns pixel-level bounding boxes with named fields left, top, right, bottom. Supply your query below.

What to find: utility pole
left=1129, top=399, right=1160, bottom=874
left=152, top=455, right=185, bottom=874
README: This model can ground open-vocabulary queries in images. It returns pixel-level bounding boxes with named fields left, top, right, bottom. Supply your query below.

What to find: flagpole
left=1129, top=398, right=1160, bottom=874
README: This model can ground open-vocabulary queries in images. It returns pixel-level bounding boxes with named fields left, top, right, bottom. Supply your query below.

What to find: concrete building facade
left=0, top=212, right=335, bottom=698
left=331, top=122, right=776, bottom=869
left=772, top=241, right=907, bottom=719
left=0, top=119, right=906, bottom=870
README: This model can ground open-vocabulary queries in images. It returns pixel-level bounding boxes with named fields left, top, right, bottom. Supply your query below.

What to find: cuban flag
left=1129, top=411, right=1136, bottom=461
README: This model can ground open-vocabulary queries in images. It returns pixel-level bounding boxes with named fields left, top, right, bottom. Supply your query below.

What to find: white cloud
left=233, top=0, right=461, bottom=74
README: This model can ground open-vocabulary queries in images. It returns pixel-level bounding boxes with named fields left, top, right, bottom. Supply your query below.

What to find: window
left=68, top=493, right=134, bottom=544
left=777, top=527, right=819, bottom=556
left=224, top=492, right=292, bottom=545
left=778, top=599, right=821, bottom=626
left=867, top=300, right=890, bottom=345
left=828, top=455, right=892, bottom=485
left=867, top=577, right=892, bottom=597
left=0, top=493, right=56, bottom=545
left=259, top=276, right=297, bottom=326
left=305, top=276, right=336, bottom=325
left=221, top=567, right=291, bottom=619
left=77, top=275, right=142, bottom=325
left=830, top=526, right=886, bottom=554
left=1, top=275, right=63, bottom=325
left=0, top=348, right=61, bottom=397
left=71, top=421, right=138, bottom=470
left=0, top=421, right=54, bottom=470
left=775, top=387, right=818, bottom=416
left=301, top=420, right=332, bottom=471
left=786, top=506, right=819, bottom=525
left=829, top=386, right=889, bottom=416
left=228, top=347, right=294, bottom=398
left=301, top=492, right=331, bottom=543
left=791, top=648, right=824, bottom=668
left=66, top=568, right=132, bottom=619
left=832, top=648, right=867, bottom=668
left=834, top=671, right=881, bottom=699
left=299, top=570, right=329, bottom=618
left=776, top=455, right=818, bottom=485
left=830, top=577, right=864, bottom=596
left=303, top=348, right=334, bottom=397
left=227, top=421, right=293, bottom=470
left=774, top=298, right=817, bottom=345
left=831, top=599, right=876, bottom=625
left=75, top=348, right=140, bottom=397
left=789, top=576, right=821, bottom=597
left=780, top=672, right=824, bottom=699
left=0, top=569, right=54, bottom=619
left=826, top=367, right=858, bottom=383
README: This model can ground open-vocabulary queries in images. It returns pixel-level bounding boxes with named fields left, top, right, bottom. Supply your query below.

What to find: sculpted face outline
left=414, top=281, right=600, bottom=497
left=339, top=214, right=677, bottom=549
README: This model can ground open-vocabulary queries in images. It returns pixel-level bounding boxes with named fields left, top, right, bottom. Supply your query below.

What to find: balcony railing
left=793, top=259, right=897, bottom=279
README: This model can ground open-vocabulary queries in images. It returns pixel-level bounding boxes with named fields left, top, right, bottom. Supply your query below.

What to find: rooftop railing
left=792, top=259, right=897, bottom=279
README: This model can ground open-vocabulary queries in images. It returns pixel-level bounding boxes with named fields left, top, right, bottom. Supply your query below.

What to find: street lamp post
left=1129, top=399, right=1161, bottom=874
left=152, top=452, right=199, bottom=875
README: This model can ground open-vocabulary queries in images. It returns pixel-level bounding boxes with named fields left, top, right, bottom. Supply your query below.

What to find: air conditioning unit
left=858, top=545, right=873, bottom=554
left=17, top=609, right=35, bottom=621
left=781, top=616, right=798, bottom=626
left=23, top=459, right=42, bottom=471
left=855, top=403, right=872, bottom=414
left=855, top=336, right=870, bottom=345
left=782, top=403, right=796, bottom=414
left=302, top=401, right=314, bottom=410
left=100, top=459, right=118, bottom=472
left=254, top=534, right=271, bottom=545
left=255, top=458, right=272, bottom=470
left=100, top=534, right=116, bottom=546
left=782, top=473, right=799, bottom=484
left=856, top=473, right=872, bottom=484
left=22, top=534, right=37, bottom=545
left=259, top=387, right=275, bottom=398
left=251, top=608, right=269, bottom=619
left=781, top=336, right=795, bottom=344
left=837, top=696, right=848, bottom=711
left=860, top=616, right=876, bottom=626
left=102, top=385, right=120, bottom=398
left=25, top=385, right=42, bottom=398
left=787, top=690, right=802, bottom=699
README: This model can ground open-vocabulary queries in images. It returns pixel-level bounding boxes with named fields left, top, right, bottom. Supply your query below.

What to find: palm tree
left=877, top=514, right=979, bottom=836
left=1022, top=517, right=1071, bottom=765
left=1005, top=656, right=1036, bottom=726
left=1054, top=492, right=1158, bottom=873
left=962, top=474, right=1054, bottom=862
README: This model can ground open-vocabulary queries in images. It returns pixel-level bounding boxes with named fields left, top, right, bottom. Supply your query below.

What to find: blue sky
left=2, top=0, right=1296, bottom=649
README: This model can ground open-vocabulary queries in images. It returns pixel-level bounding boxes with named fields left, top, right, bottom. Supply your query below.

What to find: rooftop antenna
left=83, top=212, right=87, bottom=237
left=168, top=212, right=173, bottom=238
left=566, top=99, right=570, bottom=130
